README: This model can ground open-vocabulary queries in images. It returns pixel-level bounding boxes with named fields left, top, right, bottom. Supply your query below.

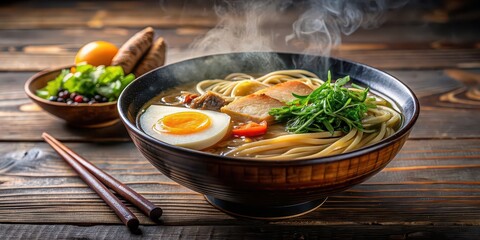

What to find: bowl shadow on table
left=61, top=120, right=131, bottom=141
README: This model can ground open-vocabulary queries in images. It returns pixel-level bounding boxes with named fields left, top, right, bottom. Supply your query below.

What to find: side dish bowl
left=118, top=52, right=420, bottom=219
left=25, top=66, right=119, bottom=128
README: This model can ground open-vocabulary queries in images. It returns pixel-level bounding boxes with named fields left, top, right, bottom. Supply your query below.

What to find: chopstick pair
left=42, top=132, right=162, bottom=230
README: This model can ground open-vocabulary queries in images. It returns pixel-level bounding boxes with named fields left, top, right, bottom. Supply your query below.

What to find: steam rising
left=189, top=0, right=408, bottom=59
left=189, top=1, right=282, bottom=55
left=288, top=0, right=407, bottom=56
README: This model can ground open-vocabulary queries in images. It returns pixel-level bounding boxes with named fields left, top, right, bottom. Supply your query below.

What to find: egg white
left=140, top=105, right=231, bottom=150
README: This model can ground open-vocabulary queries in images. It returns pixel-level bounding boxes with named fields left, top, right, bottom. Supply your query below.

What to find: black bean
left=70, top=93, right=77, bottom=99
left=59, top=90, right=69, bottom=98
left=66, top=100, right=74, bottom=105
left=82, top=97, right=90, bottom=103
left=94, top=95, right=102, bottom=101
left=88, top=100, right=96, bottom=105
left=101, top=97, right=108, bottom=102
left=48, top=96, right=58, bottom=101
left=57, top=97, right=64, bottom=102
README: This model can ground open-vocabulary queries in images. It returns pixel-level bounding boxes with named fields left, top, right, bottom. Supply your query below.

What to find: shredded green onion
left=268, top=71, right=376, bottom=134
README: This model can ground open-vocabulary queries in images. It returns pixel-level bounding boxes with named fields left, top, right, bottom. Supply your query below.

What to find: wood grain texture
left=0, top=24, right=477, bottom=54
left=2, top=47, right=479, bottom=72
left=1, top=70, right=478, bottom=141
left=0, top=1, right=218, bottom=30
left=0, top=0, right=475, bottom=30
left=0, top=10, right=478, bottom=72
left=1, top=224, right=479, bottom=240
left=0, top=0, right=479, bottom=238
left=0, top=140, right=478, bottom=225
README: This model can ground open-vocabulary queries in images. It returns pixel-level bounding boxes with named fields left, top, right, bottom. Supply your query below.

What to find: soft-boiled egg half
left=140, top=105, right=231, bottom=150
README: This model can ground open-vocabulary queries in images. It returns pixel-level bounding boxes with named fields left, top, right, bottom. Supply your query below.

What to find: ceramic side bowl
left=118, top=52, right=420, bottom=219
left=25, top=66, right=119, bottom=128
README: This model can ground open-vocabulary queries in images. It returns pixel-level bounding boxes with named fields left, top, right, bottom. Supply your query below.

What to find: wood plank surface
left=0, top=140, right=478, bottom=225
left=2, top=48, right=478, bottom=72
left=0, top=0, right=479, bottom=238
left=0, top=5, right=477, bottom=71
left=1, top=26, right=478, bottom=71
left=0, top=0, right=476, bottom=30
left=0, top=1, right=219, bottom=30
left=1, top=224, right=479, bottom=240
left=1, top=70, right=478, bottom=141
left=1, top=23, right=478, bottom=48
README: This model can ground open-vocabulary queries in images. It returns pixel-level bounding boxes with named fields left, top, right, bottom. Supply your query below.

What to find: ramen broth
left=138, top=70, right=402, bottom=160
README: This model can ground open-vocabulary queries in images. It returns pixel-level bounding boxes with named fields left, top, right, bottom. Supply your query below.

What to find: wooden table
left=1, top=1, right=479, bottom=239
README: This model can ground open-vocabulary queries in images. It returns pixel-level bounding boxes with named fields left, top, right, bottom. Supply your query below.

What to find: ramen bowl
left=118, top=52, right=419, bottom=219
left=25, top=66, right=119, bottom=128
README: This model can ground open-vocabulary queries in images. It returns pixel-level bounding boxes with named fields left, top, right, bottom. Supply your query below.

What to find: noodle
left=155, top=70, right=402, bottom=160
left=196, top=70, right=324, bottom=101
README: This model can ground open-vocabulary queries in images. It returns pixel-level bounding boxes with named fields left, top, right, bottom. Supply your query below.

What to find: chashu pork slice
left=221, top=81, right=314, bottom=123
left=221, top=94, right=284, bottom=123
left=257, top=80, right=313, bottom=103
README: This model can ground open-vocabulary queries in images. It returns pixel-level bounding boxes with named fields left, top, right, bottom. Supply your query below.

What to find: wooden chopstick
left=42, top=133, right=143, bottom=229
left=42, top=132, right=163, bottom=220
left=42, top=133, right=139, bottom=229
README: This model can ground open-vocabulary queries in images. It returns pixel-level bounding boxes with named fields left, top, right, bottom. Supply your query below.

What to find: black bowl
left=118, top=52, right=419, bottom=219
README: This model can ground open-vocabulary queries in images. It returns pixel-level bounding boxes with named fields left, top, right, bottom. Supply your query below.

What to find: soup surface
left=138, top=70, right=402, bottom=160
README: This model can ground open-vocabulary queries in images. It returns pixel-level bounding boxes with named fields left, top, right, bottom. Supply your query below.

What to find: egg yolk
left=156, top=112, right=211, bottom=134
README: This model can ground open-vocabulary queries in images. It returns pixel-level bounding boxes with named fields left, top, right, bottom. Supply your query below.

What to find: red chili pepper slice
left=232, top=120, right=268, bottom=137
left=183, top=93, right=199, bottom=104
